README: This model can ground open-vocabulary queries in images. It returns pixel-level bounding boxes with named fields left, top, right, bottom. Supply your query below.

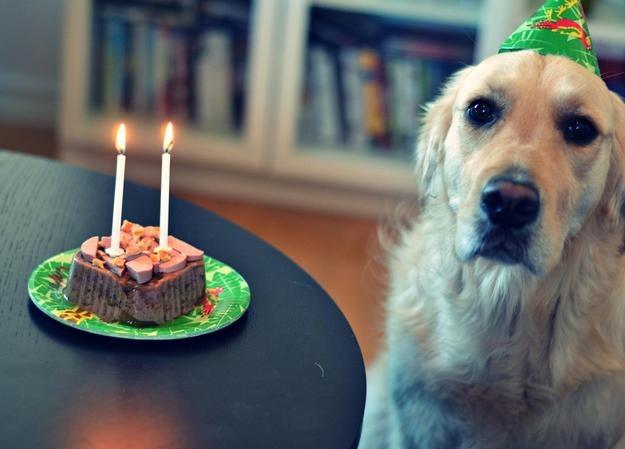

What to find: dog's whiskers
left=601, top=70, right=625, bottom=81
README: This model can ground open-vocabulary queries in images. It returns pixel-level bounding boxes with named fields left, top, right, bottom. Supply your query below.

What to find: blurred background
left=1, top=0, right=624, bottom=365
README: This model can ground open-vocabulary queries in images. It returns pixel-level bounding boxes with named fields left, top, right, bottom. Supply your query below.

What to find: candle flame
left=162, top=122, right=174, bottom=153
left=115, top=123, right=126, bottom=155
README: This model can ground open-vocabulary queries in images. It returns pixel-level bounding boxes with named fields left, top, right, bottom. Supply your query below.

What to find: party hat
left=499, top=0, right=600, bottom=76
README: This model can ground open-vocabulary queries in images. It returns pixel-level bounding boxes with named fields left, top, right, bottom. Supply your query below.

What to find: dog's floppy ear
left=415, top=67, right=472, bottom=201
left=603, top=92, right=625, bottom=228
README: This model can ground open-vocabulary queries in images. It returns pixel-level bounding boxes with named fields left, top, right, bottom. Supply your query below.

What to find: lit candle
left=158, top=122, right=174, bottom=250
left=106, top=123, right=126, bottom=257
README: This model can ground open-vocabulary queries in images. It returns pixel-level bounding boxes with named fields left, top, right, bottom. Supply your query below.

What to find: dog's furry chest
left=380, top=220, right=625, bottom=448
left=387, top=298, right=546, bottom=421
left=387, top=223, right=547, bottom=411
left=385, top=277, right=625, bottom=449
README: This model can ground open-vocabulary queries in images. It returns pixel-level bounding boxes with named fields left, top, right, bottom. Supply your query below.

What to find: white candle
left=107, top=123, right=126, bottom=257
left=159, top=122, right=174, bottom=250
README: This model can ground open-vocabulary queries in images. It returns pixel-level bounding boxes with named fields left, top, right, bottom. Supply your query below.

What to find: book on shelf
left=196, top=31, right=234, bottom=132
left=309, top=46, right=342, bottom=147
left=152, top=25, right=171, bottom=118
left=359, top=49, right=390, bottom=150
left=340, top=48, right=366, bottom=150
left=386, top=57, right=422, bottom=152
left=101, top=13, right=127, bottom=113
left=231, top=35, right=249, bottom=133
left=168, top=30, right=190, bottom=121
left=131, top=19, right=155, bottom=114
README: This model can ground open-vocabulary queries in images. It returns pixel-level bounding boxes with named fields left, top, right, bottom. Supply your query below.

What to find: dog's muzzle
left=477, top=177, right=540, bottom=264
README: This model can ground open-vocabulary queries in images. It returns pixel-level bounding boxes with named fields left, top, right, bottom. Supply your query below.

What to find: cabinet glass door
left=62, top=0, right=276, bottom=171
left=90, top=0, right=252, bottom=137
left=298, top=5, right=476, bottom=162
left=273, top=0, right=481, bottom=194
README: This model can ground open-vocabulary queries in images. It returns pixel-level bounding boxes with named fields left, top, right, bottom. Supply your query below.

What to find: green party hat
left=499, top=0, right=600, bottom=76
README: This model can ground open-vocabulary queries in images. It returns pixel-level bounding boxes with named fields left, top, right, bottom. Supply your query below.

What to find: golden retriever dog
left=359, top=50, right=625, bottom=449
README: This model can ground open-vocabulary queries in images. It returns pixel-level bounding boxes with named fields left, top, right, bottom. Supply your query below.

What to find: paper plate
left=27, top=249, right=250, bottom=340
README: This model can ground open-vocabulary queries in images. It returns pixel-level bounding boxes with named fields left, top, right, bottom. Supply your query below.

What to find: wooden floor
left=1, top=124, right=387, bottom=364
left=0, top=124, right=58, bottom=159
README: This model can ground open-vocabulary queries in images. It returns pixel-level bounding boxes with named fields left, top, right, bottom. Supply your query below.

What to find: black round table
left=0, top=151, right=366, bottom=449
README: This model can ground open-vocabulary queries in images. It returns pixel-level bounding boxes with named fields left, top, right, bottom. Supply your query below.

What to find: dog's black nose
left=481, top=179, right=539, bottom=229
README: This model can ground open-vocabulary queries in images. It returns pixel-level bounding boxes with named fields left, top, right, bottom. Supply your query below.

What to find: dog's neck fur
left=387, top=201, right=625, bottom=416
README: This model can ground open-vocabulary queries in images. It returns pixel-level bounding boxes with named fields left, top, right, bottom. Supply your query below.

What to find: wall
left=0, top=0, right=63, bottom=126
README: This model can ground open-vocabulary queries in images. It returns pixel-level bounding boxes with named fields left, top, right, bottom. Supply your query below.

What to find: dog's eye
left=466, top=99, right=498, bottom=127
left=562, top=116, right=598, bottom=145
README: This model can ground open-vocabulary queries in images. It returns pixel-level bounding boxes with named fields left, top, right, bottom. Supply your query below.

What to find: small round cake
left=65, top=221, right=205, bottom=324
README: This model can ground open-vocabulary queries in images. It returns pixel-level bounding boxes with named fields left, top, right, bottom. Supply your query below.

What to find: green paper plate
left=27, top=249, right=251, bottom=340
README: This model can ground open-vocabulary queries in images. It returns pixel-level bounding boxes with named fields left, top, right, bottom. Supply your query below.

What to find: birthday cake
left=65, top=220, right=205, bottom=324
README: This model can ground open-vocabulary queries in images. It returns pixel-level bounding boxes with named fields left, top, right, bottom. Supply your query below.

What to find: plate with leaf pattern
left=27, top=249, right=250, bottom=339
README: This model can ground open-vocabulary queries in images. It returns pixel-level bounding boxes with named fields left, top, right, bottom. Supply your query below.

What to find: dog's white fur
left=360, top=51, right=625, bottom=449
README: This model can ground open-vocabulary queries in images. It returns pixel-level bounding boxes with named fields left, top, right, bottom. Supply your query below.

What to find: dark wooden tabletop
left=0, top=151, right=365, bottom=449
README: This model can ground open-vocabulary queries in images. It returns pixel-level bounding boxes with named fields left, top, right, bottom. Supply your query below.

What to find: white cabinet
left=61, top=0, right=277, bottom=171
left=60, top=0, right=625, bottom=215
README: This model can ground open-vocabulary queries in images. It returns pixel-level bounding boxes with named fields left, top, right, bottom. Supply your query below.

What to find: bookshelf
left=61, top=0, right=277, bottom=172
left=273, top=0, right=477, bottom=194
left=59, top=0, right=625, bottom=216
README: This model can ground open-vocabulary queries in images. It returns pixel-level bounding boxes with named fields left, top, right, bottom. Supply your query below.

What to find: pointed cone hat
left=499, top=0, right=600, bottom=76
